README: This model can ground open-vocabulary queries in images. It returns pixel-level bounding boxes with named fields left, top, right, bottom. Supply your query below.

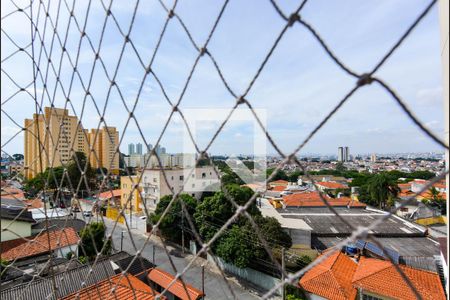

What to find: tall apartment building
left=128, top=143, right=135, bottom=155
left=24, top=107, right=89, bottom=179
left=24, top=107, right=119, bottom=179
left=136, top=143, right=143, bottom=155
left=337, top=146, right=350, bottom=162
left=88, top=127, right=120, bottom=174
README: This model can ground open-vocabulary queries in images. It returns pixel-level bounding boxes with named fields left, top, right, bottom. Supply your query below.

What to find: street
left=99, top=216, right=263, bottom=300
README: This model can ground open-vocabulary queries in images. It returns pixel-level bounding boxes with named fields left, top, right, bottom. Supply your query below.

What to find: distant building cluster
left=337, top=146, right=350, bottom=162
left=24, top=107, right=119, bottom=179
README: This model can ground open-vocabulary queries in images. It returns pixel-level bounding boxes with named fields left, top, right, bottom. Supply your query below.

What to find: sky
left=1, top=0, right=447, bottom=157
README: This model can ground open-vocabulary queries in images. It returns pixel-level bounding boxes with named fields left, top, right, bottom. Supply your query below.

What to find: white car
left=83, top=211, right=93, bottom=217
left=139, top=216, right=147, bottom=220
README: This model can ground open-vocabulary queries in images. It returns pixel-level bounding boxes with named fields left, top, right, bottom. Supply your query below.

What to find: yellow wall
left=106, top=206, right=125, bottom=224
left=415, top=216, right=447, bottom=226
left=120, top=176, right=142, bottom=213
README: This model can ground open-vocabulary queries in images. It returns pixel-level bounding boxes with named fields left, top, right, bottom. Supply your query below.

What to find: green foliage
left=267, top=168, right=288, bottom=181
left=78, top=222, right=111, bottom=260
left=23, top=152, right=96, bottom=198
left=78, top=256, right=88, bottom=264
left=423, top=187, right=446, bottom=215
left=12, top=153, right=24, bottom=161
left=150, top=194, right=198, bottom=243
left=66, top=251, right=75, bottom=260
left=288, top=170, right=304, bottom=182
left=254, top=215, right=292, bottom=249
left=286, top=285, right=306, bottom=300
left=194, top=184, right=258, bottom=243
left=364, top=173, right=400, bottom=209
left=215, top=224, right=256, bottom=268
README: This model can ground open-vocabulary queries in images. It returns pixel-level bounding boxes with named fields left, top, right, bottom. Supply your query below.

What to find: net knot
left=168, top=10, right=174, bottom=18
left=236, top=96, right=246, bottom=105
left=288, top=13, right=300, bottom=27
left=357, top=73, right=373, bottom=86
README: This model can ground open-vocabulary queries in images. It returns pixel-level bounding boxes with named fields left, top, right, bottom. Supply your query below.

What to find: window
left=192, top=184, right=195, bottom=188
left=202, top=172, right=206, bottom=178
left=179, top=175, right=184, bottom=181
left=153, top=178, right=157, bottom=183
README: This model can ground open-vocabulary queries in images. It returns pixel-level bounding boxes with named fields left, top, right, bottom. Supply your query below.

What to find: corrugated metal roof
left=0, top=259, right=115, bottom=300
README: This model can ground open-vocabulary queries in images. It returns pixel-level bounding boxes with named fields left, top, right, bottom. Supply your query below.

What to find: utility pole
left=202, top=264, right=205, bottom=299
left=181, top=205, right=185, bottom=254
left=120, top=231, right=124, bottom=252
left=281, top=247, right=286, bottom=300
left=152, top=244, right=156, bottom=265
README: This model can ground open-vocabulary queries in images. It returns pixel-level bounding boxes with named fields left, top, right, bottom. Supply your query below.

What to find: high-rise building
left=136, top=143, right=143, bottom=155
left=24, top=107, right=120, bottom=179
left=128, top=143, right=135, bottom=155
left=24, top=107, right=89, bottom=179
left=344, top=146, right=350, bottom=162
left=337, top=147, right=344, bottom=162
left=370, top=153, right=377, bottom=163
left=337, top=146, right=350, bottom=162
left=88, top=126, right=120, bottom=174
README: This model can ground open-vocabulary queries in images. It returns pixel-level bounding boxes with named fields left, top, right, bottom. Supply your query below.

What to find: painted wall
left=0, top=219, right=31, bottom=241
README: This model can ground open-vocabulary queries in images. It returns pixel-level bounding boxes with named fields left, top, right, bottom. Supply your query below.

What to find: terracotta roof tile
left=147, top=268, right=204, bottom=300
left=299, top=251, right=357, bottom=300
left=98, top=189, right=122, bottom=200
left=61, top=273, right=160, bottom=300
left=271, top=186, right=286, bottom=192
left=316, top=181, right=348, bottom=189
left=269, top=180, right=289, bottom=185
left=0, top=227, right=79, bottom=261
left=353, top=257, right=446, bottom=300
left=282, top=192, right=365, bottom=208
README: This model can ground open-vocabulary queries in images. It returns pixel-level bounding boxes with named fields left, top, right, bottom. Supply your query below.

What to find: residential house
left=60, top=273, right=160, bottom=300
left=299, top=250, right=446, bottom=300
left=1, top=204, right=35, bottom=241
left=144, top=267, right=205, bottom=300
left=0, top=227, right=79, bottom=262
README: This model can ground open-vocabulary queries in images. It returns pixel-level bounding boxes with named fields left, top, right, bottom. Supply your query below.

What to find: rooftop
left=0, top=227, right=79, bottom=261
left=1, top=206, right=35, bottom=223
left=300, top=251, right=446, bottom=300
left=60, top=273, right=159, bottom=300
left=147, top=268, right=205, bottom=300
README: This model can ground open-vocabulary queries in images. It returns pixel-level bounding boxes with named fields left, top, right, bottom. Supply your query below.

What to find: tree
left=194, top=184, right=258, bottom=243
left=67, top=152, right=96, bottom=195
left=12, top=153, right=24, bottom=161
left=255, top=215, right=292, bottom=249
left=365, top=173, right=400, bottom=210
left=78, top=222, right=111, bottom=260
left=288, top=171, right=303, bottom=183
left=423, top=187, right=446, bottom=215
left=215, top=224, right=256, bottom=268
left=266, top=168, right=288, bottom=181
left=335, top=162, right=346, bottom=173
left=150, top=194, right=198, bottom=244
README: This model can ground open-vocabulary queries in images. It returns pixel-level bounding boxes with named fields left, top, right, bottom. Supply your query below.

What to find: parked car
left=83, top=211, right=93, bottom=217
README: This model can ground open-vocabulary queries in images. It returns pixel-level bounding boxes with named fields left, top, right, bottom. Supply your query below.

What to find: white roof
left=259, top=198, right=312, bottom=231
left=29, top=208, right=70, bottom=220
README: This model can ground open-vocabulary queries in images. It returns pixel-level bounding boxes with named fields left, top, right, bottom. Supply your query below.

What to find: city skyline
left=1, top=1, right=447, bottom=157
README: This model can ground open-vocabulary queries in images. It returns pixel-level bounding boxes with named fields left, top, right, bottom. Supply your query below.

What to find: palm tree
left=366, top=173, right=400, bottom=210
left=423, top=187, right=446, bottom=215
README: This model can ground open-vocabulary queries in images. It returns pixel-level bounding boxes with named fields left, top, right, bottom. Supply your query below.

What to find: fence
left=1, top=0, right=448, bottom=299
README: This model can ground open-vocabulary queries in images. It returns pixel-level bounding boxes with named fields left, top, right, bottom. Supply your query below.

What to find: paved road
left=98, top=216, right=263, bottom=300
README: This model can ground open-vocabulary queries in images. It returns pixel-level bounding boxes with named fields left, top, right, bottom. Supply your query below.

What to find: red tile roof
left=269, top=180, right=289, bottom=186
left=0, top=227, right=79, bottom=261
left=282, top=192, right=365, bottom=208
left=98, top=189, right=122, bottom=200
left=398, top=183, right=412, bottom=191
left=271, top=185, right=286, bottom=192
left=61, top=273, right=160, bottom=300
left=353, top=257, right=446, bottom=300
left=316, top=181, right=348, bottom=189
left=299, top=250, right=358, bottom=300
left=300, top=252, right=446, bottom=300
left=147, top=268, right=205, bottom=300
